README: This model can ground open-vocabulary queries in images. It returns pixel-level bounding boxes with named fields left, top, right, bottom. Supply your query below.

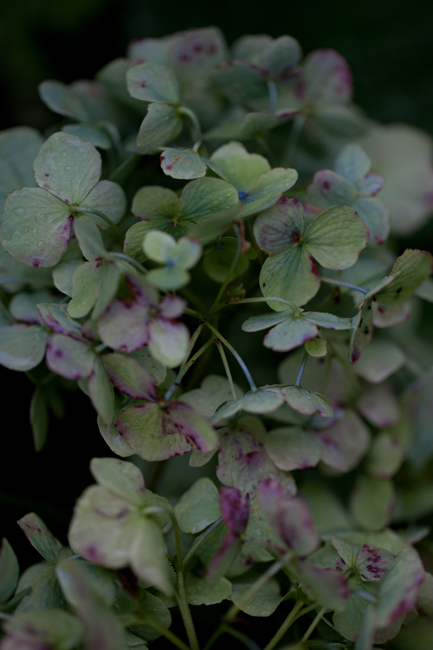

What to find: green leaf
left=281, top=386, right=333, bottom=417
left=46, top=334, right=95, bottom=380
left=0, top=158, right=21, bottom=212
left=17, top=513, right=63, bottom=564
left=212, top=61, right=268, bottom=110
left=352, top=339, right=405, bottom=383
left=305, top=337, right=327, bottom=357
left=335, top=144, right=371, bottom=182
left=305, top=205, right=368, bottom=270
left=333, top=579, right=380, bottom=642
left=375, top=548, right=425, bottom=628
left=88, top=356, right=115, bottom=424
left=210, top=142, right=271, bottom=190
left=350, top=475, right=395, bottom=531
left=52, top=260, right=83, bottom=297
left=30, top=385, right=49, bottom=452
left=3, top=609, right=83, bottom=650
left=174, top=477, right=220, bottom=533
left=264, top=426, right=321, bottom=471
left=0, top=324, right=48, bottom=371
left=185, top=574, right=232, bottom=606
left=0, top=539, right=19, bottom=603
left=33, top=132, right=101, bottom=205
left=90, top=458, right=146, bottom=507
left=73, top=214, right=106, bottom=261
left=1, top=187, right=72, bottom=267
left=132, top=185, right=181, bottom=222
left=231, top=575, right=282, bottom=616
left=160, top=148, right=207, bottom=179
left=137, top=103, right=183, bottom=154
left=127, top=62, right=180, bottom=105
left=39, top=80, right=89, bottom=121
left=376, top=249, right=433, bottom=306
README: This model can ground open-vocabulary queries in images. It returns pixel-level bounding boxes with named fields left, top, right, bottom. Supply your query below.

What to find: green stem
left=300, top=606, right=327, bottom=643
left=216, top=343, right=237, bottom=400
left=137, top=615, right=191, bottom=650
left=108, top=153, right=139, bottom=183
left=110, top=252, right=147, bottom=274
left=183, top=517, right=223, bottom=569
left=209, top=225, right=241, bottom=315
left=228, top=295, right=301, bottom=315
left=321, top=277, right=368, bottom=295
left=173, top=517, right=200, bottom=650
left=263, top=599, right=304, bottom=650
left=204, top=322, right=257, bottom=391
left=221, top=624, right=262, bottom=649
left=73, top=206, right=124, bottom=239
left=184, top=306, right=204, bottom=320
left=295, top=350, right=309, bottom=387
left=203, top=624, right=224, bottom=650
left=164, top=324, right=206, bottom=400
left=224, top=555, right=290, bottom=622
left=178, top=106, right=202, bottom=148
left=267, top=81, right=278, bottom=113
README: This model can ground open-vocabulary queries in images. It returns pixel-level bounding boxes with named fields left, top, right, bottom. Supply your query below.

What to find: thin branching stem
left=204, top=322, right=257, bottom=391
left=173, top=517, right=200, bottom=650
left=263, top=599, right=304, bottom=650
left=295, top=350, right=309, bottom=387
left=300, top=606, right=327, bottom=643
left=110, top=252, right=147, bottom=273
left=183, top=517, right=223, bottom=569
left=215, top=342, right=237, bottom=400
left=209, top=225, right=242, bottom=315
left=321, top=277, right=368, bottom=294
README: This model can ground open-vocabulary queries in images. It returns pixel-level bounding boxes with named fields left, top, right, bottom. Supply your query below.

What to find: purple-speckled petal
left=46, top=333, right=94, bottom=380
left=256, top=479, right=319, bottom=556
left=356, top=544, right=395, bottom=581
left=219, top=487, right=250, bottom=536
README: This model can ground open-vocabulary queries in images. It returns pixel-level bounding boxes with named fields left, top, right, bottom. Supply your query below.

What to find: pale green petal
left=148, top=318, right=189, bottom=368
left=350, top=474, right=395, bottom=531
left=33, top=132, right=101, bottom=205
left=210, top=142, right=270, bottom=190
left=264, top=426, right=321, bottom=471
left=181, top=177, right=239, bottom=221
left=281, top=386, right=333, bottom=417
left=81, top=180, right=126, bottom=226
left=62, top=124, right=111, bottom=150
left=137, top=103, right=183, bottom=154
left=39, top=80, right=88, bottom=121
left=263, top=317, right=318, bottom=352
left=143, top=230, right=178, bottom=263
left=52, top=260, right=83, bottom=297
left=334, top=144, right=371, bottom=181
left=254, top=197, right=304, bottom=255
left=88, top=356, right=115, bottom=424
left=73, top=215, right=106, bottom=261
left=305, top=205, right=368, bottom=270
left=90, top=458, right=145, bottom=507
left=259, top=246, right=321, bottom=309
left=160, top=148, right=207, bottom=180
left=132, top=186, right=181, bottom=221
left=127, top=62, right=180, bottom=105
left=174, top=477, right=220, bottom=534
left=1, top=187, right=71, bottom=267
left=0, top=324, right=48, bottom=371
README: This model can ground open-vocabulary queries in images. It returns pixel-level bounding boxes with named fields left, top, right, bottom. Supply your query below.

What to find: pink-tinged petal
left=357, top=382, right=399, bottom=428
left=98, top=297, right=150, bottom=352
left=316, top=409, right=370, bottom=473
left=303, top=49, right=353, bottom=106
left=158, top=294, right=187, bottom=319
left=166, top=402, right=218, bottom=453
left=115, top=402, right=193, bottom=461
left=125, top=273, right=158, bottom=306
left=256, top=479, right=319, bottom=556
left=46, top=333, right=94, bottom=380
left=216, top=421, right=265, bottom=487
left=296, top=560, right=350, bottom=611
left=356, top=544, right=395, bottom=581
left=356, top=173, right=386, bottom=197
left=232, top=450, right=297, bottom=498
left=373, top=300, right=411, bottom=328
left=148, top=318, right=189, bottom=368
left=219, top=487, right=250, bottom=536
left=102, top=352, right=158, bottom=401
left=37, top=303, right=82, bottom=338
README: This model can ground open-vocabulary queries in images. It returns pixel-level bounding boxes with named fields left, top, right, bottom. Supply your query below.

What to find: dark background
left=1, top=0, right=433, bottom=568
